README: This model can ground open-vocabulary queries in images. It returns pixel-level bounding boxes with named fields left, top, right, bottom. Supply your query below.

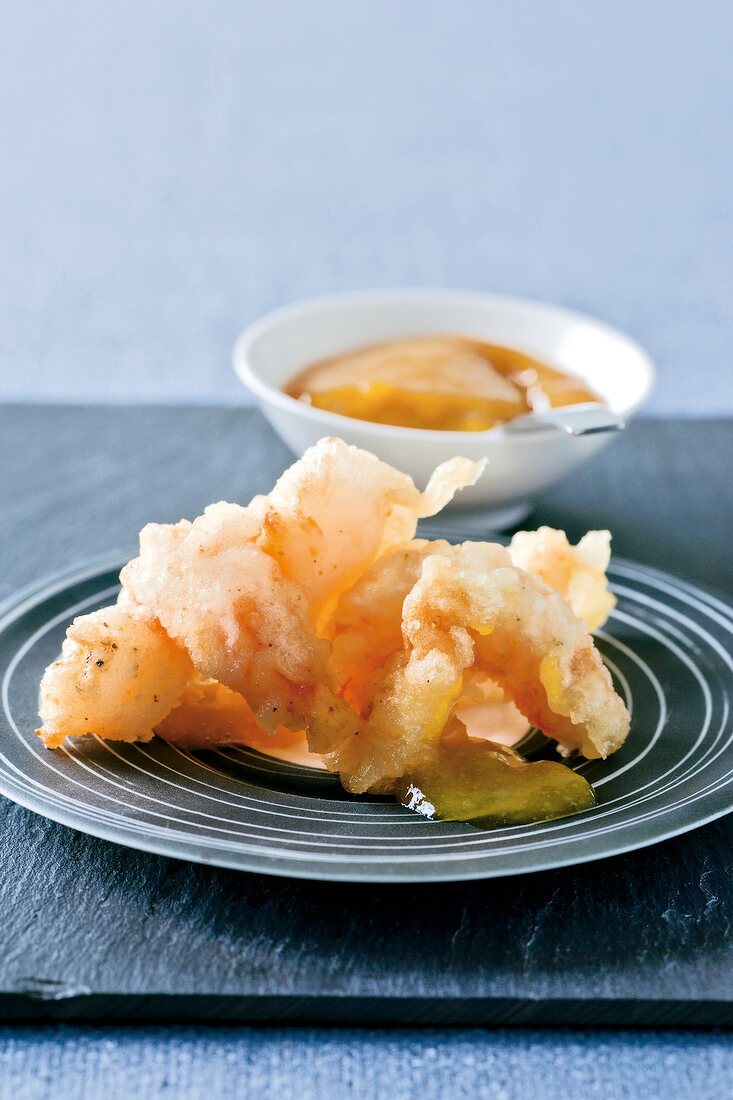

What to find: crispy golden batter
left=509, top=527, right=616, bottom=632
left=327, top=528, right=622, bottom=785
left=122, top=527, right=342, bottom=737
left=327, top=539, right=452, bottom=712
left=37, top=435, right=629, bottom=830
left=119, top=438, right=482, bottom=749
left=325, top=542, right=629, bottom=792
left=39, top=438, right=480, bottom=754
left=37, top=603, right=193, bottom=748
left=249, top=436, right=484, bottom=625
left=156, top=673, right=305, bottom=752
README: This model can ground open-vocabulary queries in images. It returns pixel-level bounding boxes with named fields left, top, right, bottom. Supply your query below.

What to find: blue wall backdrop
left=1, top=0, right=731, bottom=411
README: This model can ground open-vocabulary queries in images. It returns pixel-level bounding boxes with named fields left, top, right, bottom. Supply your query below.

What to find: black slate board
left=1, top=407, right=732, bottom=1025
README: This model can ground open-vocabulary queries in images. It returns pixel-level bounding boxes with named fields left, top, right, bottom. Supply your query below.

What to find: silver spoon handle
left=503, top=403, right=626, bottom=437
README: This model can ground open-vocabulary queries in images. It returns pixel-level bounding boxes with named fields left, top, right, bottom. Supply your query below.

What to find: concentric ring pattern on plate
left=0, top=551, right=731, bottom=882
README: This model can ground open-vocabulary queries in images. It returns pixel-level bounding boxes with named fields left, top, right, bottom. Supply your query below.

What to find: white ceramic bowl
left=233, top=289, right=655, bottom=526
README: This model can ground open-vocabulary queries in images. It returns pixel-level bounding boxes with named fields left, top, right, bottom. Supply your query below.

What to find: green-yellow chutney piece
left=395, top=731, right=596, bottom=828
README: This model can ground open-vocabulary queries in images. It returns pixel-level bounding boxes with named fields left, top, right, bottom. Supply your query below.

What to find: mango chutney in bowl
left=233, top=289, right=655, bottom=522
left=285, top=335, right=601, bottom=432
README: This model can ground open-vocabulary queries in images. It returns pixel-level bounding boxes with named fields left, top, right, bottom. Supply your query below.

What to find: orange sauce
left=285, top=335, right=601, bottom=431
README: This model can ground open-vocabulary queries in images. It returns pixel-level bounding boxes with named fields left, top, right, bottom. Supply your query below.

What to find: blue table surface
left=2, top=2, right=733, bottom=1096
left=0, top=1026, right=731, bottom=1100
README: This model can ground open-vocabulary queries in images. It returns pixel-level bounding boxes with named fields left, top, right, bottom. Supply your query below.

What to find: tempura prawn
left=509, top=526, right=615, bottom=632
left=326, top=541, right=629, bottom=792
left=37, top=602, right=193, bottom=748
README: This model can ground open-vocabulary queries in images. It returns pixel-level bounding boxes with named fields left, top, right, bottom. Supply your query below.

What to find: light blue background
left=1, top=0, right=732, bottom=412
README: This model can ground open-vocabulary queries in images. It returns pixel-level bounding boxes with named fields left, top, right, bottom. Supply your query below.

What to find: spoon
left=501, top=403, right=626, bottom=437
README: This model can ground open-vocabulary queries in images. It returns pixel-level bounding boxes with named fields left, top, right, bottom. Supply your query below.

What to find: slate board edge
left=0, top=992, right=731, bottom=1028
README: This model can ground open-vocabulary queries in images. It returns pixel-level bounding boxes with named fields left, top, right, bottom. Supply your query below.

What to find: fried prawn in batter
left=36, top=434, right=629, bottom=832
left=327, top=527, right=620, bottom=764
left=509, top=527, right=615, bottom=632
left=38, top=440, right=481, bottom=753
left=121, top=523, right=345, bottom=738
left=119, top=438, right=482, bottom=750
left=327, top=539, right=453, bottom=713
left=37, top=602, right=193, bottom=748
left=247, top=436, right=484, bottom=625
left=326, top=542, right=629, bottom=793
left=156, top=673, right=305, bottom=752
